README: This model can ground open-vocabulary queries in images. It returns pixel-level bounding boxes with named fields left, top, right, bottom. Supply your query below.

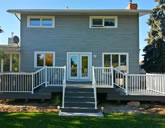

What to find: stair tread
left=65, top=101, right=95, bottom=103
left=65, top=96, right=94, bottom=98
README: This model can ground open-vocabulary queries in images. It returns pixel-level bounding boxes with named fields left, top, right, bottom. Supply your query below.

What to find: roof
left=7, top=9, right=152, bottom=17
left=0, top=45, right=21, bottom=52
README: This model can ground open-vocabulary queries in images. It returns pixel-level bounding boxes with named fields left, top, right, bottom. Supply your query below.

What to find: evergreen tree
left=0, top=26, right=3, bottom=33
left=142, top=0, right=165, bottom=73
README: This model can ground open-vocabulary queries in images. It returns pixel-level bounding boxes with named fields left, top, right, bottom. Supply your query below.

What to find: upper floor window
left=34, top=51, right=55, bottom=68
left=89, top=16, right=118, bottom=28
left=27, top=16, right=55, bottom=28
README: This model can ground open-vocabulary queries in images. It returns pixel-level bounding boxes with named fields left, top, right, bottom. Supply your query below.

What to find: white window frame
left=102, top=53, right=129, bottom=73
left=89, top=16, right=118, bottom=28
left=27, top=16, right=55, bottom=28
left=34, top=51, right=55, bottom=68
left=1, top=52, right=21, bottom=72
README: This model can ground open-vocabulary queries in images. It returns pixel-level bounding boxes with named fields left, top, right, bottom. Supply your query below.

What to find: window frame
left=0, top=52, right=21, bottom=73
left=102, top=53, right=129, bottom=73
left=27, top=16, right=55, bottom=28
left=34, top=51, right=55, bottom=68
left=89, top=16, right=118, bottom=28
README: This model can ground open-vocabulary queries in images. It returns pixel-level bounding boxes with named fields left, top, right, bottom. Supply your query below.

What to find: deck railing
left=62, top=66, right=66, bottom=108
left=0, top=66, right=66, bottom=94
left=0, top=72, right=33, bottom=93
left=47, top=67, right=65, bottom=86
left=128, top=74, right=165, bottom=95
left=93, top=67, right=113, bottom=87
left=113, top=68, right=128, bottom=94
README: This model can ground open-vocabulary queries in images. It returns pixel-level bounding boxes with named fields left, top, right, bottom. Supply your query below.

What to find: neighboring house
left=2, top=2, right=165, bottom=115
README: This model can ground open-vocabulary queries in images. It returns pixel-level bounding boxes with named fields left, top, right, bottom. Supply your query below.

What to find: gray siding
left=21, top=14, right=139, bottom=74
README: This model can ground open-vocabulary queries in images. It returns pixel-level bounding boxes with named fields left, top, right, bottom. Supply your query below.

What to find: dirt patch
left=0, top=99, right=59, bottom=113
left=99, top=102, right=165, bottom=114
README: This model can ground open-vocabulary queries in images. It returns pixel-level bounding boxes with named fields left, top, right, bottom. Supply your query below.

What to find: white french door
left=67, top=52, right=92, bottom=81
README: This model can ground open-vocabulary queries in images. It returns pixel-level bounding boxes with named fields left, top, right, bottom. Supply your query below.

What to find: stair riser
left=61, top=109, right=98, bottom=113
left=65, top=93, right=94, bottom=97
left=65, top=98, right=95, bottom=102
left=66, top=88, right=93, bottom=93
left=65, top=103, right=95, bottom=107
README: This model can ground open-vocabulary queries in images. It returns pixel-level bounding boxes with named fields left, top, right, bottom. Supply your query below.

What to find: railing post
left=111, top=66, right=114, bottom=88
left=32, top=73, right=34, bottom=94
left=45, top=66, right=47, bottom=87
left=62, top=66, right=66, bottom=108
left=125, top=73, right=128, bottom=95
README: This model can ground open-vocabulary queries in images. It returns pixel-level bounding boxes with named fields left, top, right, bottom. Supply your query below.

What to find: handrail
left=62, top=66, right=66, bottom=108
left=92, top=66, right=97, bottom=109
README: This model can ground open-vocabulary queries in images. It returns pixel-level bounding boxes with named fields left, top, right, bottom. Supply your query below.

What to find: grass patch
left=0, top=112, right=165, bottom=128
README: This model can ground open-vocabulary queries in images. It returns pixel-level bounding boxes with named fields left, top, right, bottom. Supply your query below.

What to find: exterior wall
left=21, top=14, right=139, bottom=74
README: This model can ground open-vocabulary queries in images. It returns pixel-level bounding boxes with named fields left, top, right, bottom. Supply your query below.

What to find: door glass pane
left=3, top=54, right=10, bottom=72
left=42, top=19, right=53, bottom=26
left=81, top=56, right=88, bottom=77
left=112, top=55, right=119, bottom=68
left=120, top=55, right=127, bottom=72
left=45, top=53, right=53, bottom=66
left=104, top=55, right=111, bottom=67
left=71, top=56, right=78, bottom=77
left=12, top=54, right=19, bottom=72
left=37, top=54, right=44, bottom=67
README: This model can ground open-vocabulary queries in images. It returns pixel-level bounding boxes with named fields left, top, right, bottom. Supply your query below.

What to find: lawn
left=0, top=112, right=165, bottom=128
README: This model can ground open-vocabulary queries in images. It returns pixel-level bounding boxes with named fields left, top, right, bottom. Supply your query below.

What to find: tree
left=0, top=26, right=3, bottom=33
left=142, top=0, right=165, bottom=73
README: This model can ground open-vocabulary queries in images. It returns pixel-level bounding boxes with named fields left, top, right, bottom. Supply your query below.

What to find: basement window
left=90, top=16, right=118, bottom=28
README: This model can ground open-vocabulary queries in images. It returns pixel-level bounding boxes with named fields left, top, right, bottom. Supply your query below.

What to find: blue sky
left=0, top=0, right=157, bottom=61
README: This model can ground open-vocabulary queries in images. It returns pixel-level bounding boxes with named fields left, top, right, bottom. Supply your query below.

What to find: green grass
left=0, top=112, right=165, bottom=128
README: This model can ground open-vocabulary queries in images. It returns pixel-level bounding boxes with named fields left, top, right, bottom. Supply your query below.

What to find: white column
left=1, top=59, right=3, bottom=72
left=10, top=54, right=12, bottom=72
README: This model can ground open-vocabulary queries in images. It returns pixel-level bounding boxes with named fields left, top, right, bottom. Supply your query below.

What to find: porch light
left=57, top=106, right=61, bottom=110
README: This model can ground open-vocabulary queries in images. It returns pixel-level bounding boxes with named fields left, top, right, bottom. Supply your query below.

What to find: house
left=1, top=2, right=165, bottom=114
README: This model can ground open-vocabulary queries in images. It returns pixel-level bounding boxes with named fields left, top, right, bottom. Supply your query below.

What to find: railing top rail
left=34, top=67, right=46, bottom=74
left=0, top=72, right=33, bottom=75
left=47, top=66, right=65, bottom=69
left=94, top=67, right=112, bottom=69
left=129, top=74, right=147, bottom=76
left=113, top=68, right=126, bottom=75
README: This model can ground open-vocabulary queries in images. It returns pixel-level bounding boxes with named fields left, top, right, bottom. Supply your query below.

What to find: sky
left=0, top=0, right=157, bottom=61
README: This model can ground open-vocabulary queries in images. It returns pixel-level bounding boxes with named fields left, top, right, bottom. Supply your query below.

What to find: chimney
left=126, top=0, right=138, bottom=10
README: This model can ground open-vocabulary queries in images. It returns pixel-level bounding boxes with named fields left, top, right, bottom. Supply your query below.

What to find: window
left=34, top=52, right=55, bottom=68
left=90, top=16, right=118, bottom=28
left=103, top=53, right=128, bottom=73
left=27, top=16, right=55, bottom=28
left=0, top=53, right=20, bottom=72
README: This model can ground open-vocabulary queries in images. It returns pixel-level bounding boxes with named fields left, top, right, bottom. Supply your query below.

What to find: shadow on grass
left=0, top=112, right=165, bottom=128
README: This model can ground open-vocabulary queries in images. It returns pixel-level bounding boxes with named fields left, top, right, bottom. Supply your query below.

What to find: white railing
left=128, top=74, right=165, bottom=95
left=94, top=67, right=113, bottom=87
left=92, top=66, right=97, bottom=109
left=47, top=67, right=65, bottom=86
left=0, top=72, right=33, bottom=93
left=32, top=67, right=46, bottom=93
left=62, top=66, right=66, bottom=108
left=113, top=68, right=128, bottom=94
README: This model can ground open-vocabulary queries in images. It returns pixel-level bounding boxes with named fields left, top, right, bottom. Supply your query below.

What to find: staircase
left=61, top=85, right=98, bottom=113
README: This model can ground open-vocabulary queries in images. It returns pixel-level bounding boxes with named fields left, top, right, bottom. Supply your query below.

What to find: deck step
left=61, top=107, right=98, bottom=113
left=65, top=97, right=95, bottom=102
left=64, top=102, right=95, bottom=107
left=65, top=92, right=94, bottom=97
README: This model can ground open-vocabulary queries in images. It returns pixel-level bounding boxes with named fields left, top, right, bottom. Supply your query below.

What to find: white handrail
left=62, top=66, right=66, bottom=108
left=92, top=66, right=97, bottom=109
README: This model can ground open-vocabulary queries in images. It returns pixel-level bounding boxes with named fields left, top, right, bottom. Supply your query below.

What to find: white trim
left=102, top=52, right=129, bottom=73
left=89, top=16, right=118, bottom=29
left=34, top=51, right=55, bottom=68
left=27, top=16, right=55, bottom=28
left=67, top=52, right=92, bottom=81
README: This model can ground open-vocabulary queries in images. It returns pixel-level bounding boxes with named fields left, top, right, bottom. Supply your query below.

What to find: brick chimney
left=126, top=0, right=138, bottom=10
